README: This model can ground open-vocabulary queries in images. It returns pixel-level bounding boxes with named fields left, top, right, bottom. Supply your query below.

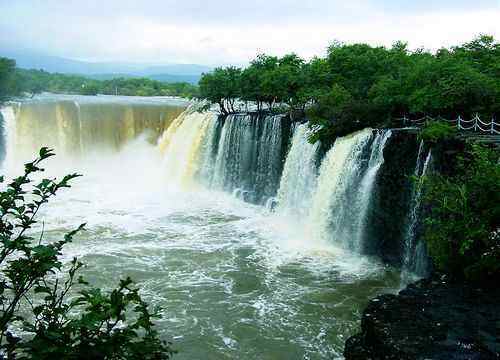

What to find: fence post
left=493, top=117, right=496, bottom=135
left=457, top=116, right=461, bottom=130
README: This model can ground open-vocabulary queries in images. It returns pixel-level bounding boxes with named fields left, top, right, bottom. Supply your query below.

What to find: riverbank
left=344, top=274, right=500, bottom=359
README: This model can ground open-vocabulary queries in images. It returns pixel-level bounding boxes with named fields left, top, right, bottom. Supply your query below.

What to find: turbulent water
left=0, top=96, right=401, bottom=359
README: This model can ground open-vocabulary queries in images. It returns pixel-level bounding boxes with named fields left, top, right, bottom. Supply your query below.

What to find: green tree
left=197, top=35, right=499, bottom=143
left=240, top=65, right=265, bottom=112
left=306, top=84, right=355, bottom=146
left=0, top=57, right=17, bottom=102
left=252, top=54, right=279, bottom=111
left=220, top=66, right=242, bottom=113
left=199, top=68, right=230, bottom=114
left=452, top=34, right=500, bottom=77
left=405, top=54, right=497, bottom=117
left=274, top=54, right=306, bottom=111
left=199, top=67, right=242, bottom=114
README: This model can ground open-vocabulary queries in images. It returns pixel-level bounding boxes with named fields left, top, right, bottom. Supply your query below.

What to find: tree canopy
left=198, top=35, right=500, bottom=145
left=0, top=57, right=17, bottom=103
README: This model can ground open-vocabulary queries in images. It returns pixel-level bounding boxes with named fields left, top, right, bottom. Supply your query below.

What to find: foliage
left=199, top=54, right=309, bottom=114
left=80, top=83, right=99, bottom=96
left=197, top=35, right=499, bottom=144
left=0, top=148, right=174, bottom=359
left=419, top=121, right=458, bottom=143
left=422, top=144, right=500, bottom=283
left=0, top=58, right=17, bottom=103
left=4, top=66, right=199, bottom=99
left=199, top=67, right=241, bottom=115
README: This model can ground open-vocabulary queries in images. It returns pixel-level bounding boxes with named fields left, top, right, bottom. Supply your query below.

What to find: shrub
left=419, top=121, right=458, bottom=143
left=422, top=144, right=500, bottom=283
left=0, top=148, right=175, bottom=359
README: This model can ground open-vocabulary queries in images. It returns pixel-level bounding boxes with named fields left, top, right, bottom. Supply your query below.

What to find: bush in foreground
left=0, top=148, right=174, bottom=359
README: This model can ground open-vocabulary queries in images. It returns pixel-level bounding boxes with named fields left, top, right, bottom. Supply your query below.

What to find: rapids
left=0, top=95, right=401, bottom=359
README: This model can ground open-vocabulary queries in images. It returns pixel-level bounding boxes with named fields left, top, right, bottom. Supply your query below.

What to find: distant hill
left=2, top=50, right=212, bottom=84
left=139, top=64, right=212, bottom=76
left=148, top=73, right=201, bottom=84
left=88, top=73, right=202, bottom=84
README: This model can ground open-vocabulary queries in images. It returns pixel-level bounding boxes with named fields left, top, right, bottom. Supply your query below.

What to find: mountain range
left=2, top=50, right=212, bottom=84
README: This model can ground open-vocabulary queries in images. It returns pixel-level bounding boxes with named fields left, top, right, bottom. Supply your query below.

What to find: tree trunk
left=218, top=101, right=227, bottom=116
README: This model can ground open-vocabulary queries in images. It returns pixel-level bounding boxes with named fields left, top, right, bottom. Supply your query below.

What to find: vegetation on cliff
left=0, top=148, right=174, bottom=359
left=421, top=141, right=500, bottom=284
left=198, top=35, right=499, bottom=146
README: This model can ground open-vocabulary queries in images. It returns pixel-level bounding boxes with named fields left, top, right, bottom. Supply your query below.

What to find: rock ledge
left=344, top=276, right=500, bottom=359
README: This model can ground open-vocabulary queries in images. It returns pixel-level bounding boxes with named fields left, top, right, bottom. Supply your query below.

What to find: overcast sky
left=1, top=0, right=499, bottom=65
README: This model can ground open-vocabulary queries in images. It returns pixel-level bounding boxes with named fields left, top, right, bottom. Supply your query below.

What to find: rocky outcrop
left=344, top=275, right=500, bottom=359
left=363, top=128, right=420, bottom=266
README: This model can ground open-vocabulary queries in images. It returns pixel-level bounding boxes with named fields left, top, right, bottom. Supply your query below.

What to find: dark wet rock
left=363, top=128, right=419, bottom=266
left=345, top=275, right=500, bottom=359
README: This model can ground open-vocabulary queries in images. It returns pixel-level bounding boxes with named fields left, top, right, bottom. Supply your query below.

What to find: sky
left=1, top=0, right=499, bottom=66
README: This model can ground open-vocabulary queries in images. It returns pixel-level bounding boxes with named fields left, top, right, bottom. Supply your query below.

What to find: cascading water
left=276, top=123, right=320, bottom=217
left=0, top=111, right=6, bottom=163
left=307, top=129, right=374, bottom=250
left=157, top=111, right=288, bottom=204
left=354, top=130, right=392, bottom=250
left=270, top=127, right=394, bottom=254
left=401, top=142, right=432, bottom=284
left=158, top=107, right=218, bottom=188
left=1, top=95, right=186, bottom=169
left=199, top=113, right=287, bottom=204
left=162, top=113, right=395, bottom=256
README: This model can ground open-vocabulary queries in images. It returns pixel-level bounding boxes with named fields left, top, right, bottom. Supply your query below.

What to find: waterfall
left=164, top=115, right=394, bottom=254
left=296, top=129, right=392, bottom=253
left=354, top=130, right=392, bottom=250
left=1, top=97, right=186, bottom=166
left=154, top=110, right=289, bottom=203
left=307, top=129, right=374, bottom=250
left=276, top=123, right=319, bottom=217
left=255, top=115, right=285, bottom=200
left=198, top=113, right=287, bottom=204
left=0, top=110, right=6, bottom=164
left=401, top=143, right=432, bottom=283
left=196, top=114, right=223, bottom=186
left=3, top=95, right=404, bottom=262
left=159, top=108, right=218, bottom=187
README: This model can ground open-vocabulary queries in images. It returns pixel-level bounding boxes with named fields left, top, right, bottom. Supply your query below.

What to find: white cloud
left=1, top=0, right=499, bottom=64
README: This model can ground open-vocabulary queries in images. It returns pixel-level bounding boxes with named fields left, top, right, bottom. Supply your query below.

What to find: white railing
left=398, top=114, right=500, bottom=135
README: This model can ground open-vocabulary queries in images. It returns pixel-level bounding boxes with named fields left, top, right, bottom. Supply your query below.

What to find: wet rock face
left=363, top=129, right=419, bottom=266
left=344, top=276, right=500, bottom=359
